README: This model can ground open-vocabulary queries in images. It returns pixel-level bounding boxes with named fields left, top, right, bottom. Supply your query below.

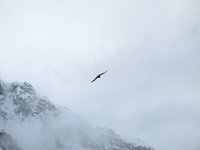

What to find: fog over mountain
left=0, top=79, right=153, bottom=150
left=0, top=130, right=22, bottom=150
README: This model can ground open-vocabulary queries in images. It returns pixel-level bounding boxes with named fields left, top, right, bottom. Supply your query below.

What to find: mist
left=1, top=0, right=200, bottom=150
left=2, top=111, right=110, bottom=150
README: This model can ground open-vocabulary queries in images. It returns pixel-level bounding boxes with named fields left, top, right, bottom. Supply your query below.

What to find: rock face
left=0, top=80, right=59, bottom=120
left=0, top=130, right=22, bottom=150
left=0, top=79, right=154, bottom=150
left=0, top=83, right=3, bottom=95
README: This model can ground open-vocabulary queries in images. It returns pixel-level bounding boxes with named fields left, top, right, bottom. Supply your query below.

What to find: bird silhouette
left=91, top=71, right=107, bottom=83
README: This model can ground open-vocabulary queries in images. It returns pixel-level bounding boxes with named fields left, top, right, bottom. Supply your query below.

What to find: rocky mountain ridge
left=0, top=80, right=60, bottom=120
left=0, top=79, right=154, bottom=150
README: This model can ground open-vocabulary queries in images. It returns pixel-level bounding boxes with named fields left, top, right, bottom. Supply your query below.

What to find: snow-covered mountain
left=0, top=79, right=154, bottom=150
left=0, top=80, right=60, bottom=120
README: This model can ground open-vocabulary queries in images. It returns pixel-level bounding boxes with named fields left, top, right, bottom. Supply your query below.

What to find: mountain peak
left=0, top=79, right=154, bottom=150
left=0, top=80, right=59, bottom=120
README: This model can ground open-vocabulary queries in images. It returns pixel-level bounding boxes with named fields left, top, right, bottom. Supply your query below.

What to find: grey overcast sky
left=0, top=0, right=200, bottom=149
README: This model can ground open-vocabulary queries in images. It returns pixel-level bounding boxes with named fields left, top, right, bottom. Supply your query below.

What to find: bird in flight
left=91, top=71, right=107, bottom=83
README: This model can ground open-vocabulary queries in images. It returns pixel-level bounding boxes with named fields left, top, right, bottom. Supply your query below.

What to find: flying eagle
left=91, top=71, right=107, bottom=83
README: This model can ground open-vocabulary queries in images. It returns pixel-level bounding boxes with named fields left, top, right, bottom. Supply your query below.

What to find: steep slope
left=0, top=79, right=154, bottom=150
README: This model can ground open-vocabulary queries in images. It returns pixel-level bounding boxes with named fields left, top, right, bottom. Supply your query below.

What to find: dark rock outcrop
left=0, top=83, right=3, bottom=95
left=0, top=130, right=22, bottom=150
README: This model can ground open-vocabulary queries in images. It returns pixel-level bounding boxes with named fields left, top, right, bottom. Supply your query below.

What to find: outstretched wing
left=91, top=76, right=98, bottom=82
left=99, top=70, right=107, bottom=76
